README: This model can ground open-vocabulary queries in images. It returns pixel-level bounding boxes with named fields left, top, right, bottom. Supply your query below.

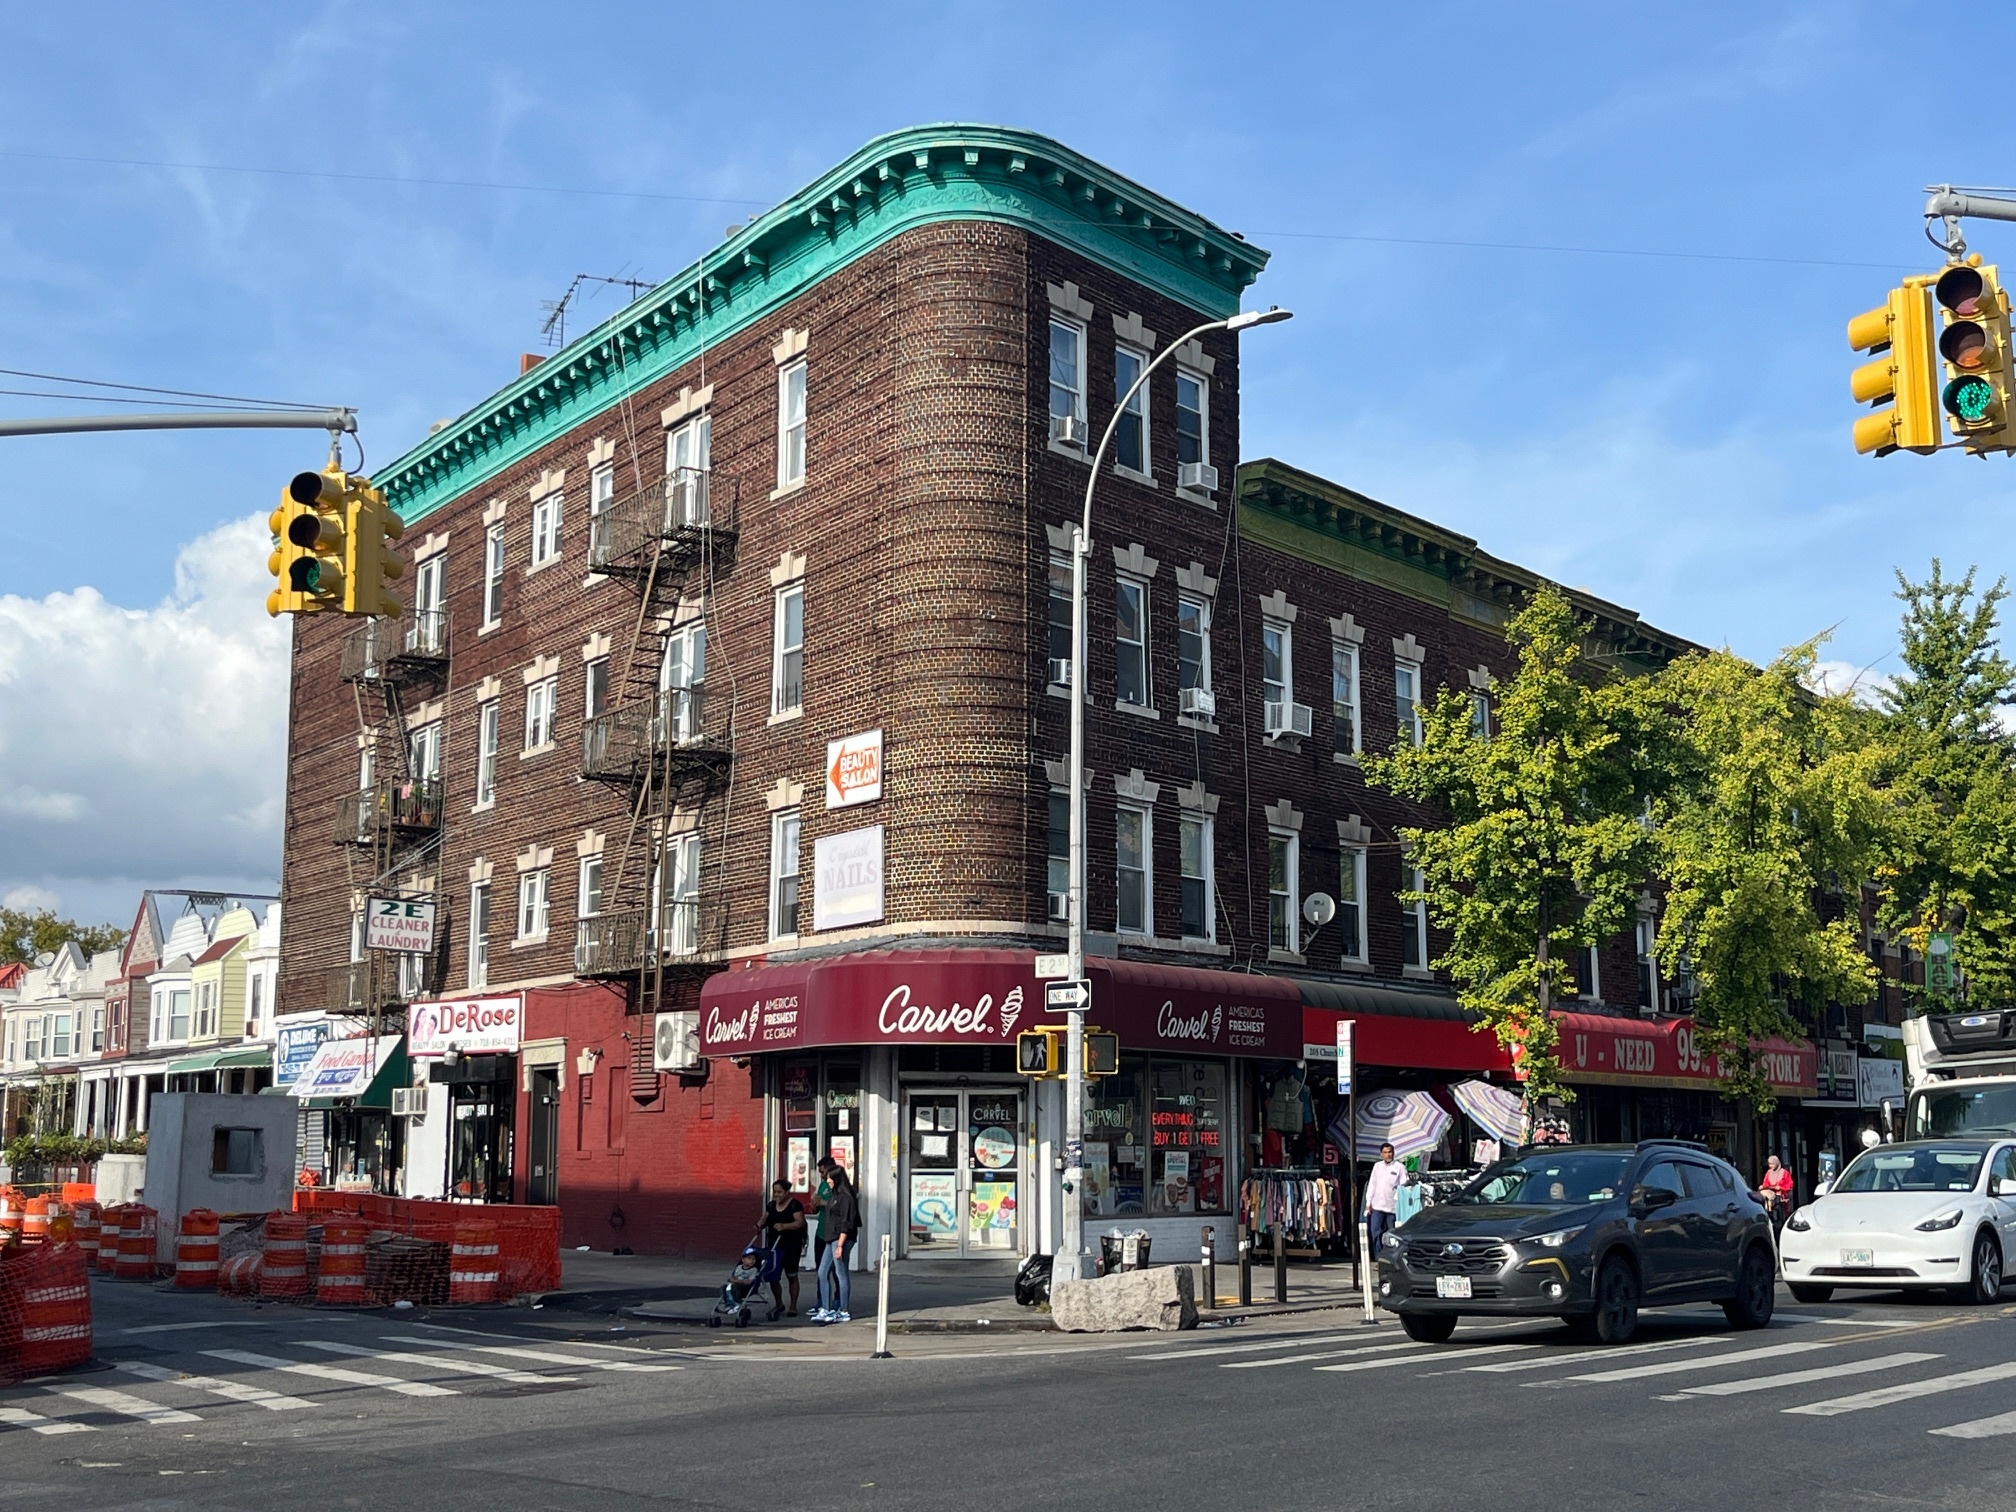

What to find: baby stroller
left=710, top=1241, right=783, bottom=1328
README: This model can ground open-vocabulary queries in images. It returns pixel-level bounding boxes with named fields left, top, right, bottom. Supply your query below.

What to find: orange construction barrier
left=16, top=1244, right=91, bottom=1376
left=259, top=1213, right=309, bottom=1299
left=59, top=1183, right=94, bottom=1204
left=294, top=1192, right=560, bottom=1300
left=93, top=1206, right=124, bottom=1273
left=448, top=1220, right=499, bottom=1304
left=21, top=1197, right=50, bottom=1247
left=112, top=1205, right=157, bottom=1280
left=0, top=1188, right=22, bottom=1247
left=174, top=1209, right=220, bottom=1290
left=218, top=1252, right=261, bottom=1297
left=315, top=1218, right=369, bottom=1306
left=69, top=1202, right=101, bottom=1265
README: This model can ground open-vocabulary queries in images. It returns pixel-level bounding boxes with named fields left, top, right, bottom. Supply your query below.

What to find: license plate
left=1435, top=1275, right=1473, bottom=1299
left=1840, top=1248, right=1875, bottom=1268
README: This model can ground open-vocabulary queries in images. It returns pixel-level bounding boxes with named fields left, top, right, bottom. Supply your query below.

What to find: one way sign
left=1044, top=979, right=1091, bottom=1013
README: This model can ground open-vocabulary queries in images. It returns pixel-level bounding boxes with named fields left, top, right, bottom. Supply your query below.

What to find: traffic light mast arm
left=1926, top=187, right=2016, bottom=260
left=0, top=407, right=355, bottom=440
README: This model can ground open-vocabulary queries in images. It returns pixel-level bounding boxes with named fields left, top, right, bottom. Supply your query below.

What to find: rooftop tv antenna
left=540, top=272, right=655, bottom=348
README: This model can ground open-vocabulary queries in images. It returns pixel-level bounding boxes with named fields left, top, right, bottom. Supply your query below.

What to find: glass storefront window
left=1083, top=1056, right=1228, bottom=1218
left=823, top=1063, right=860, bottom=1184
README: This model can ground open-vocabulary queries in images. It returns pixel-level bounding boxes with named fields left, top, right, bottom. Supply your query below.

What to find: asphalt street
left=5, top=1275, right=2016, bottom=1509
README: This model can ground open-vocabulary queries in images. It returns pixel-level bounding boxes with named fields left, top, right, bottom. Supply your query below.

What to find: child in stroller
left=711, top=1242, right=782, bottom=1328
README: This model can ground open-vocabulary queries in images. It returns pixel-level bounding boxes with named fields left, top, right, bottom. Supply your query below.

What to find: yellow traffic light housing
left=1848, top=277, right=1941, bottom=455
left=343, top=478, right=406, bottom=618
left=1087, top=1030, right=1119, bottom=1076
left=1934, top=260, right=2016, bottom=454
left=264, top=471, right=349, bottom=616
left=1015, top=1026, right=1117, bottom=1078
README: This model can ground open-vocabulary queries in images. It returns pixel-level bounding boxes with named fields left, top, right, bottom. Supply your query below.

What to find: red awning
left=697, top=950, right=1303, bottom=1059
left=1554, top=1011, right=1817, bottom=1096
left=1300, top=1005, right=1512, bottom=1074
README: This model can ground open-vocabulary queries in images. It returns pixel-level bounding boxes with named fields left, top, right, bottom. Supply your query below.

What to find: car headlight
left=1784, top=1210, right=1812, bottom=1232
left=1916, top=1208, right=1965, bottom=1232
left=1534, top=1226, right=1584, bottom=1249
left=1379, top=1230, right=1401, bottom=1251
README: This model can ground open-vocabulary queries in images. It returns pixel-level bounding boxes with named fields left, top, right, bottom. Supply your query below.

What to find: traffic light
left=264, top=471, right=349, bottom=616
left=343, top=477, right=406, bottom=618
left=1848, top=277, right=1941, bottom=455
left=1086, top=1030, right=1119, bottom=1076
left=1015, top=1026, right=1117, bottom=1078
left=1934, top=260, right=2016, bottom=454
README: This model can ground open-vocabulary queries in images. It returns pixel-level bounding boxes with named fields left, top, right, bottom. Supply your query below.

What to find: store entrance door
left=527, top=1068, right=559, bottom=1206
left=902, top=1088, right=1024, bottom=1258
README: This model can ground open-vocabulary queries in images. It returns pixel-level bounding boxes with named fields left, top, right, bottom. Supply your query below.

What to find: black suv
left=1376, top=1140, right=1776, bottom=1345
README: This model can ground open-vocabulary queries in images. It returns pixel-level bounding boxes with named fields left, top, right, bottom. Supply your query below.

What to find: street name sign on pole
left=1033, top=953, right=1071, bottom=980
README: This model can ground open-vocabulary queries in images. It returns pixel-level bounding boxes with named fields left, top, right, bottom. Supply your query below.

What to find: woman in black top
left=760, top=1179, right=808, bottom=1319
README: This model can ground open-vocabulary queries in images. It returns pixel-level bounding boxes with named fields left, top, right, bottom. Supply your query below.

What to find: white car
left=1779, top=1138, right=2016, bottom=1305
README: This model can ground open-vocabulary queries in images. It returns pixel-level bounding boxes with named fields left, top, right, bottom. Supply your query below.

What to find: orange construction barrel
left=448, top=1220, right=500, bottom=1305
left=21, top=1196, right=50, bottom=1247
left=113, top=1205, right=157, bottom=1280
left=69, top=1201, right=101, bottom=1265
left=259, top=1213, right=309, bottom=1299
left=0, top=1187, right=22, bottom=1247
left=17, top=1245, right=92, bottom=1375
left=174, top=1209, right=221, bottom=1289
left=315, top=1218, right=369, bottom=1306
left=93, top=1205, right=125, bottom=1273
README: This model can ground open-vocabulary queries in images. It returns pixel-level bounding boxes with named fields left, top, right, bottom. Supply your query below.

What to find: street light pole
left=1058, top=305, right=1291, bottom=1286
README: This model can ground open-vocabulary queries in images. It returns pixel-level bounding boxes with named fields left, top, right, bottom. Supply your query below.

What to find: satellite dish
left=1303, top=892, right=1337, bottom=927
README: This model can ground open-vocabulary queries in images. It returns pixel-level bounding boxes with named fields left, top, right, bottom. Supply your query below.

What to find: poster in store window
left=910, top=1172, right=958, bottom=1241
left=1083, top=1142, right=1112, bottom=1216
left=970, top=1180, right=1017, bottom=1233
left=787, top=1136, right=811, bottom=1193
left=829, top=1135, right=856, bottom=1181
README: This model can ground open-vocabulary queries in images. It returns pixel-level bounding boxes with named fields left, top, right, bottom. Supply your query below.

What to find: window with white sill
left=531, top=491, right=563, bottom=567
left=1115, top=576, right=1149, bottom=707
left=1047, top=555, right=1080, bottom=683
left=1048, top=319, right=1085, bottom=438
left=1180, top=815, right=1213, bottom=941
left=777, top=359, right=807, bottom=488
left=1113, top=345, right=1148, bottom=474
left=1262, top=620, right=1292, bottom=725
left=517, top=868, right=551, bottom=943
left=1636, top=915, right=1657, bottom=1010
left=770, top=810, right=801, bottom=938
left=1469, top=690, right=1491, bottom=740
left=665, top=414, right=711, bottom=524
left=1047, top=792, right=1070, bottom=917
left=591, top=462, right=615, bottom=520
left=578, top=855, right=603, bottom=920
left=1116, top=806, right=1152, bottom=936
left=1401, top=866, right=1429, bottom=969
left=169, top=989, right=191, bottom=1040
left=657, top=833, right=703, bottom=954
left=409, top=720, right=442, bottom=781
left=524, top=677, right=557, bottom=751
left=584, top=658, right=609, bottom=721
left=660, top=623, right=705, bottom=742
left=90, top=1004, right=104, bottom=1052
left=1175, top=368, right=1208, bottom=482
left=1178, top=595, right=1211, bottom=702
left=468, top=882, right=490, bottom=990
left=1333, top=642, right=1360, bottom=756
left=475, top=701, right=499, bottom=806
left=772, top=583, right=804, bottom=718
left=51, top=1013, right=71, bottom=1058
left=483, top=523, right=506, bottom=626
left=1339, top=848, right=1367, bottom=962
left=1268, top=831, right=1299, bottom=953
left=1395, top=660, right=1424, bottom=748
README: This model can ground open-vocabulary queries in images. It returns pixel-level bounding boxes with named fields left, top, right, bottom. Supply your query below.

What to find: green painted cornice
left=1236, top=458, right=1700, bottom=670
left=374, top=124, right=1271, bottom=522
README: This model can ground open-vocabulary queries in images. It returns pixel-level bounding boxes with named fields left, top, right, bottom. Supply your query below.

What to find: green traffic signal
left=1945, top=374, right=1997, bottom=422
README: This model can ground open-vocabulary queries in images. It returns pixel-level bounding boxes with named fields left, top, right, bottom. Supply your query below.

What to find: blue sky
left=3, top=1, right=2015, bottom=924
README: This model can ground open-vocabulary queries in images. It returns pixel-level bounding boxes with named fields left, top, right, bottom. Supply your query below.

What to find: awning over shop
left=697, top=950, right=1304, bottom=1059
left=217, top=1046, right=272, bottom=1069
left=165, top=1051, right=225, bottom=1074
left=1297, top=979, right=1513, bottom=1074
left=290, top=1035, right=407, bottom=1109
left=1553, top=1010, right=1816, bottom=1097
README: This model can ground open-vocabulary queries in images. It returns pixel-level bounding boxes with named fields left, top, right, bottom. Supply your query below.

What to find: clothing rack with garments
left=1238, top=1168, right=1342, bottom=1254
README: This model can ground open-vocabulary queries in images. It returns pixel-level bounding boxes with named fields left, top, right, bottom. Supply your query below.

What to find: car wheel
left=1575, top=1255, right=1640, bottom=1345
left=1960, top=1231, right=2004, bottom=1305
left=1721, top=1244, right=1775, bottom=1330
left=1400, top=1312, right=1458, bottom=1344
left=1787, top=1283, right=1834, bottom=1304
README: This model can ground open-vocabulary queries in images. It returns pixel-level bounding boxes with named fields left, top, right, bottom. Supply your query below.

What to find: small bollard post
left=871, top=1232, right=893, bottom=1359
left=1272, top=1220, right=1288, bottom=1304
left=1238, top=1227, right=1253, bottom=1307
left=1200, top=1224, right=1216, bottom=1311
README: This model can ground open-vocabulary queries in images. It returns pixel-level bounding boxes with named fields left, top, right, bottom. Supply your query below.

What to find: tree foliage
left=0, top=908, right=126, bottom=968
left=1364, top=586, right=1671, bottom=1102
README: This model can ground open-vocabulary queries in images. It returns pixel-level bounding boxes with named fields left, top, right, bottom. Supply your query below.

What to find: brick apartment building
left=276, top=124, right=1819, bottom=1266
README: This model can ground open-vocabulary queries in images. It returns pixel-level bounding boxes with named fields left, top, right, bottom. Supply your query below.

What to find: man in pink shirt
left=1364, top=1142, right=1407, bottom=1254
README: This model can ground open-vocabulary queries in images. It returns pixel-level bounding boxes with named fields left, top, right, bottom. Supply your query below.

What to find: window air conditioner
left=1177, top=462, right=1219, bottom=493
left=1047, top=658, right=1073, bottom=688
left=1179, top=686, right=1216, bottom=718
left=1049, top=414, right=1087, bottom=446
left=653, top=1009, right=700, bottom=1073
left=1265, top=700, right=1313, bottom=739
left=390, top=1086, right=426, bottom=1119
left=1048, top=891, right=1071, bottom=922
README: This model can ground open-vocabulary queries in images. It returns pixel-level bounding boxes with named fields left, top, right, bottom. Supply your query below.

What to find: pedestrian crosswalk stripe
left=379, top=1335, right=681, bottom=1372
left=1930, top=1407, right=2016, bottom=1439
left=1132, top=1333, right=1369, bottom=1361
left=1786, top=1361, right=2016, bottom=1418
left=202, top=1348, right=458, bottom=1398
left=1467, top=1335, right=1725, bottom=1374
left=299, top=1340, right=577, bottom=1384
left=46, top=1386, right=201, bottom=1425
left=1314, top=1342, right=1538, bottom=1373
left=1665, top=1351, right=1944, bottom=1399
left=1222, top=1342, right=1422, bottom=1370
left=0, top=1405, right=91, bottom=1435
left=1562, top=1338, right=1845, bottom=1385
left=112, top=1360, right=313, bottom=1412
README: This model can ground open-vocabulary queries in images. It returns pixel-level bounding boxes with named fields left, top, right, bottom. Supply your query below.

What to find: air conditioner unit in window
left=653, top=1009, right=700, bottom=1073
left=390, top=1086, right=426, bottom=1119
left=1177, top=462, right=1219, bottom=493
left=1047, top=658, right=1073, bottom=688
left=1049, top=414, right=1087, bottom=447
left=1048, top=891, right=1071, bottom=922
left=1179, top=686, right=1216, bottom=718
left=1264, top=700, right=1313, bottom=739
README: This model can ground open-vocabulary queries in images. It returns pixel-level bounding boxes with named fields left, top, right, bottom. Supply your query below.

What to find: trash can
left=1099, top=1232, right=1152, bottom=1274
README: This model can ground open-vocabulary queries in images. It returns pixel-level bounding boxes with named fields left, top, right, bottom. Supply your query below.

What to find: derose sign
left=408, top=995, right=524, bottom=1059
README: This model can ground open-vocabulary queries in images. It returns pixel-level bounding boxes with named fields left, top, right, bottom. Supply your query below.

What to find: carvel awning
left=290, top=1035, right=407, bottom=1109
left=1554, top=1011, right=1816, bottom=1097
left=697, top=950, right=1304, bottom=1059
left=1297, top=977, right=1513, bottom=1075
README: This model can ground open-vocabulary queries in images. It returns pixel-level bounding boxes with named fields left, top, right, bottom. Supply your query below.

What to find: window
left=1178, top=595, right=1210, bottom=695
left=1116, top=806, right=1151, bottom=936
left=1333, top=642, right=1360, bottom=756
left=1113, top=346, right=1148, bottom=474
left=579, top=855, right=603, bottom=919
left=1047, top=555, right=1074, bottom=682
left=211, top=1127, right=262, bottom=1178
left=1573, top=944, right=1599, bottom=1000
left=1179, top=816, right=1213, bottom=941
left=770, top=810, right=801, bottom=938
left=591, top=462, right=615, bottom=520
left=51, top=1013, right=71, bottom=1058
left=1396, top=661, right=1424, bottom=747
left=482, top=523, right=505, bottom=626
left=661, top=623, right=705, bottom=743
left=1048, top=319, right=1085, bottom=432
left=1470, top=691, right=1491, bottom=740
left=659, top=834, right=702, bottom=954
left=524, top=677, right=557, bottom=751
left=90, top=1004, right=105, bottom=1052
left=474, top=701, right=499, bottom=807
left=468, top=882, right=490, bottom=990
left=1679, top=1161, right=1731, bottom=1198
left=358, top=743, right=375, bottom=791
left=517, top=869, right=551, bottom=942
left=772, top=584, right=804, bottom=718
left=169, top=989, right=191, bottom=1041
left=1339, top=848, right=1367, bottom=962
left=584, top=658, right=609, bottom=721
left=531, top=491, right=563, bottom=566
left=666, top=414, right=712, bottom=524
left=777, top=359, right=807, bottom=488
left=1268, top=831, right=1298, bottom=953
left=413, top=554, right=445, bottom=647
left=1175, top=369, right=1208, bottom=470
left=1638, top=1159, right=1686, bottom=1200
left=349, top=910, right=365, bottom=964
left=194, top=986, right=213, bottom=1040
left=1047, top=793, right=1070, bottom=917
left=1082, top=1056, right=1229, bottom=1217
left=409, top=721, right=441, bottom=781
left=1402, top=865, right=1429, bottom=969
left=1115, top=577, right=1149, bottom=706
left=1636, top=916, right=1657, bottom=1011
left=1262, top=619, right=1291, bottom=708
left=25, top=1017, right=45, bottom=1060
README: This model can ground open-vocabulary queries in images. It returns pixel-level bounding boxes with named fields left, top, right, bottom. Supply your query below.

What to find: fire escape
left=334, top=608, right=451, bottom=1033
left=575, top=465, right=738, bottom=1097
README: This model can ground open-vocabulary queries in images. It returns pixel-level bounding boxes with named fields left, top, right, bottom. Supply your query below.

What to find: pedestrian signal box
left=1016, top=1027, right=1118, bottom=1078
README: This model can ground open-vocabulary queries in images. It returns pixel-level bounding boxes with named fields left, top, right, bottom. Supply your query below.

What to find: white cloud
left=1805, top=658, right=1892, bottom=705
left=2, top=885, right=60, bottom=911
left=0, top=512, right=288, bottom=914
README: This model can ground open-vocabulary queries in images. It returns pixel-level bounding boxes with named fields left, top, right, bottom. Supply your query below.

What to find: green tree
left=1655, top=643, right=1886, bottom=1109
left=0, top=907, right=126, bottom=967
left=1873, top=563, right=2016, bottom=1007
left=1365, top=586, right=1671, bottom=1102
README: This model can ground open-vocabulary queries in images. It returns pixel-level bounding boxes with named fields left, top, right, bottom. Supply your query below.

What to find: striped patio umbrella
left=1451, top=1079, right=1526, bottom=1145
left=1352, top=1089, right=1450, bottom=1159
